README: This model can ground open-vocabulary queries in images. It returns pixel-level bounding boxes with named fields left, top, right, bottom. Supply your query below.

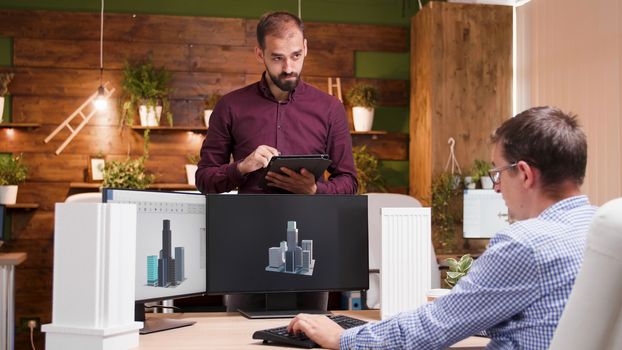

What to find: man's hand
left=265, top=167, right=317, bottom=194
left=287, top=314, right=343, bottom=350
left=237, top=145, right=279, bottom=175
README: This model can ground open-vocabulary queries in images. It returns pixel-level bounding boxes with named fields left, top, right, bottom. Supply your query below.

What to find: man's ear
left=518, top=161, right=535, bottom=189
left=303, top=38, right=308, bottom=57
left=255, top=46, right=264, bottom=63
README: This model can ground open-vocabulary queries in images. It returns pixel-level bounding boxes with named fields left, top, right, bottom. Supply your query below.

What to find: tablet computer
left=259, top=154, right=332, bottom=189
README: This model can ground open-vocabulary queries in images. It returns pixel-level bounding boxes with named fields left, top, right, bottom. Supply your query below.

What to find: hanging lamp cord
left=99, top=0, right=104, bottom=86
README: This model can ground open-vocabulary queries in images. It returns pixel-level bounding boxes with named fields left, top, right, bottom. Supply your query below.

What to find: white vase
left=0, top=185, right=18, bottom=204
left=204, top=109, right=213, bottom=127
left=352, top=106, right=374, bottom=132
left=0, top=96, right=5, bottom=123
left=480, top=176, right=494, bottom=189
left=464, top=176, right=476, bottom=189
left=185, top=164, right=198, bottom=185
left=138, top=105, right=162, bottom=127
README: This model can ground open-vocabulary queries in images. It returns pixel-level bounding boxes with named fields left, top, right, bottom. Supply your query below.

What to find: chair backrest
left=364, top=193, right=439, bottom=309
left=64, top=192, right=102, bottom=203
left=549, top=197, right=622, bottom=350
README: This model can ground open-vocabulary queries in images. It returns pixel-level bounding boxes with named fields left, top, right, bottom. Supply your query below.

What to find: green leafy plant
left=470, top=159, right=492, bottom=183
left=120, top=57, right=173, bottom=127
left=352, top=145, right=386, bottom=194
left=0, top=154, right=27, bottom=185
left=444, top=254, right=474, bottom=288
left=203, top=93, right=222, bottom=110
left=102, top=157, right=154, bottom=189
left=431, top=172, right=463, bottom=251
left=0, top=73, right=14, bottom=96
left=186, top=154, right=200, bottom=165
left=346, top=83, right=379, bottom=109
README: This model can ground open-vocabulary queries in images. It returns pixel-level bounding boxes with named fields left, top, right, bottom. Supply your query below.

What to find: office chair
left=549, top=197, right=622, bottom=350
left=364, top=193, right=439, bottom=309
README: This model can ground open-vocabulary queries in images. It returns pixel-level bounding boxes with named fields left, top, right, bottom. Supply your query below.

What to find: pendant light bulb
left=94, top=85, right=108, bottom=110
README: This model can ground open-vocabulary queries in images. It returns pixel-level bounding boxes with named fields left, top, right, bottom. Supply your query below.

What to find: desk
left=135, top=310, right=489, bottom=349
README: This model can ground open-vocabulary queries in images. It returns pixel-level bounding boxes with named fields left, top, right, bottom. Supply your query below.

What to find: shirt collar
left=538, top=195, right=590, bottom=220
left=258, top=72, right=305, bottom=103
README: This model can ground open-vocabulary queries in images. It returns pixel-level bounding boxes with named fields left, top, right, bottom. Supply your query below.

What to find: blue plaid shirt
left=341, top=195, right=596, bottom=350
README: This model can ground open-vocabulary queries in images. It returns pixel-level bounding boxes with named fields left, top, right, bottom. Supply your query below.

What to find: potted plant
left=431, top=172, right=463, bottom=252
left=203, top=93, right=221, bottom=128
left=102, top=156, right=154, bottom=189
left=0, top=73, right=14, bottom=123
left=120, top=57, right=173, bottom=127
left=346, top=83, right=379, bottom=132
left=185, top=154, right=200, bottom=185
left=471, top=159, right=493, bottom=189
left=0, top=154, right=27, bottom=204
left=444, top=254, right=473, bottom=287
left=352, top=145, right=386, bottom=194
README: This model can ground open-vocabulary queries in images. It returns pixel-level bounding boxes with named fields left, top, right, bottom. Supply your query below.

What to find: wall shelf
left=4, top=203, right=39, bottom=210
left=0, top=122, right=41, bottom=129
left=69, top=182, right=196, bottom=191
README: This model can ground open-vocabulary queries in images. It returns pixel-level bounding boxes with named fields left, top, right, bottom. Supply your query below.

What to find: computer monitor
left=205, top=194, right=369, bottom=318
left=463, top=189, right=510, bottom=239
left=102, top=188, right=207, bottom=334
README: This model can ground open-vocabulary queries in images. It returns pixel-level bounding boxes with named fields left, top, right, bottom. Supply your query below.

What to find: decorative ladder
left=327, top=77, right=343, bottom=102
left=44, top=82, right=115, bottom=155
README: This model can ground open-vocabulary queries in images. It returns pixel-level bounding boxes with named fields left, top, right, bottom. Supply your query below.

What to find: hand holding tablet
left=259, top=154, right=332, bottom=190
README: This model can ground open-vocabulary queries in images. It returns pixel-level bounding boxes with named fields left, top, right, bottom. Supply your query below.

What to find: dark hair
left=256, top=11, right=304, bottom=50
left=491, top=106, right=587, bottom=193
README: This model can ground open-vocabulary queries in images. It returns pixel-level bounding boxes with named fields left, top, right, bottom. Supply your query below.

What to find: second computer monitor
left=205, top=194, right=369, bottom=295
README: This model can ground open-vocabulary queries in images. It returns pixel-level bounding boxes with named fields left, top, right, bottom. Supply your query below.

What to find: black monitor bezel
left=102, top=188, right=207, bottom=303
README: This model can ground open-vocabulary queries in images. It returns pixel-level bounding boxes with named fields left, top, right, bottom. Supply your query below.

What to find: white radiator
left=380, top=207, right=432, bottom=320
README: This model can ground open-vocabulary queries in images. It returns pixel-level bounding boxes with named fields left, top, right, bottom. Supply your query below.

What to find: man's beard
left=268, top=71, right=300, bottom=92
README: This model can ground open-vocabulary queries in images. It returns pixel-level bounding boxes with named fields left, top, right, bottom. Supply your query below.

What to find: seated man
left=288, top=106, right=597, bottom=349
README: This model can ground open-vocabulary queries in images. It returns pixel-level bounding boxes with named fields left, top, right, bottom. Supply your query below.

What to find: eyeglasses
left=488, top=163, right=518, bottom=185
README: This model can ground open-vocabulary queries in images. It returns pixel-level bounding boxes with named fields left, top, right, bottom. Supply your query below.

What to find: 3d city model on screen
left=145, top=219, right=187, bottom=288
left=265, top=220, right=315, bottom=276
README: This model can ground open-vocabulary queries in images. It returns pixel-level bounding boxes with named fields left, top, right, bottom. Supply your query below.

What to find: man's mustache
left=279, top=72, right=299, bottom=79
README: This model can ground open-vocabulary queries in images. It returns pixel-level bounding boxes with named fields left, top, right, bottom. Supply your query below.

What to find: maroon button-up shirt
left=196, top=74, right=358, bottom=194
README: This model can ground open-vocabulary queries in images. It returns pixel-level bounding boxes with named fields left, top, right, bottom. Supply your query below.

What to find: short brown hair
left=492, top=106, right=587, bottom=193
left=256, top=11, right=304, bottom=50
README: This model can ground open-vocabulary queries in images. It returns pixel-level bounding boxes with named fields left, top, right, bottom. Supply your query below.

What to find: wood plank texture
left=410, top=2, right=512, bottom=205
left=0, top=9, right=410, bottom=343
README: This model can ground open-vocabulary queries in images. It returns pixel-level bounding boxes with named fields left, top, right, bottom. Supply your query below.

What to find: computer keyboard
left=252, top=314, right=368, bottom=348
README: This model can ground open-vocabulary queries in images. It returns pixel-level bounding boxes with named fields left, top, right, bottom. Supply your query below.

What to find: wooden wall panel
left=0, top=10, right=247, bottom=45
left=14, top=38, right=192, bottom=71
left=352, top=133, right=408, bottom=161
left=410, top=2, right=512, bottom=204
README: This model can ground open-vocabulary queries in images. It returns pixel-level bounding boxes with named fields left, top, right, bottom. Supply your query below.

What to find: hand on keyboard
left=252, top=314, right=367, bottom=349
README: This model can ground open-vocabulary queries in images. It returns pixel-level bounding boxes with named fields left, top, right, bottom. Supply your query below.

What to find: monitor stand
left=238, top=293, right=332, bottom=319
left=135, top=302, right=196, bottom=334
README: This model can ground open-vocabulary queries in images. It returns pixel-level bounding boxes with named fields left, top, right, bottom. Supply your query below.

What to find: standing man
left=196, top=11, right=357, bottom=313
left=289, top=106, right=597, bottom=349
left=196, top=11, right=357, bottom=195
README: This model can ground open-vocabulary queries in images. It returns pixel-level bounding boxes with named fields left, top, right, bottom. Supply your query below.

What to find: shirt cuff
left=340, top=327, right=359, bottom=349
left=315, top=181, right=327, bottom=194
left=226, top=160, right=247, bottom=186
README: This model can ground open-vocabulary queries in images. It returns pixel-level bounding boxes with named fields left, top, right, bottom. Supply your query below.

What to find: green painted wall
left=0, top=37, right=10, bottom=66
left=355, top=52, right=410, bottom=80
left=0, top=0, right=422, bottom=26
left=0, top=37, right=11, bottom=121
